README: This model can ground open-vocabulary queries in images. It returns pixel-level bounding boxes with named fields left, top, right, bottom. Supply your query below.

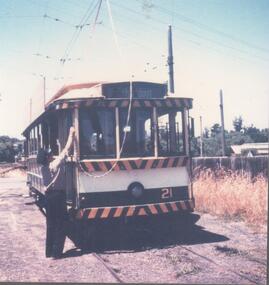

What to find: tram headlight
left=128, top=182, right=144, bottom=199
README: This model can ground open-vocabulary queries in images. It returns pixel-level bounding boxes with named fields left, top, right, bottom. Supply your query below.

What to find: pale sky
left=0, top=0, right=268, bottom=138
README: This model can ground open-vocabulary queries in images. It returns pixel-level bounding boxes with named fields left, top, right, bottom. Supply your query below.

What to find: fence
left=192, top=155, right=268, bottom=178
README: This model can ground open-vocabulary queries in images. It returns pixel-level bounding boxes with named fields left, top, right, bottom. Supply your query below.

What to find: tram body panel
left=78, top=165, right=189, bottom=193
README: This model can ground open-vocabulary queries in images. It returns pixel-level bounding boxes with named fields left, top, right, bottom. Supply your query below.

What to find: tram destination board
left=102, top=82, right=168, bottom=99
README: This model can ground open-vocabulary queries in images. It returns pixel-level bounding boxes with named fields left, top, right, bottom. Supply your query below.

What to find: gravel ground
left=0, top=176, right=267, bottom=284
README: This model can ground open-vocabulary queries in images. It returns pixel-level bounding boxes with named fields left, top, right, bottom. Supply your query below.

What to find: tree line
left=191, top=116, right=268, bottom=156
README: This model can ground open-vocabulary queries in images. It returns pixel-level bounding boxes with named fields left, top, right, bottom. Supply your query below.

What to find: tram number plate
left=161, top=188, right=173, bottom=199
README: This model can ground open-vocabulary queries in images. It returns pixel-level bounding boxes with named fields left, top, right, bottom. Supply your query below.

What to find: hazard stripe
left=92, top=162, right=101, bottom=171
left=113, top=162, right=121, bottom=171
left=140, top=160, right=147, bottom=169
left=114, top=207, right=123, bottom=218
left=146, top=159, right=155, bottom=169
left=80, top=157, right=188, bottom=172
left=170, top=202, right=178, bottom=211
left=118, top=161, right=126, bottom=170
left=123, top=161, right=133, bottom=171
left=104, top=161, right=112, bottom=170
left=75, top=199, right=194, bottom=220
left=129, top=160, right=138, bottom=169
left=101, top=207, right=111, bottom=218
left=159, top=203, right=169, bottom=213
left=88, top=208, right=98, bottom=219
left=126, top=207, right=135, bottom=217
left=149, top=204, right=158, bottom=214
left=138, top=208, right=147, bottom=216
left=167, top=158, right=175, bottom=167
left=151, top=159, right=159, bottom=169
left=172, top=157, right=179, bottom=167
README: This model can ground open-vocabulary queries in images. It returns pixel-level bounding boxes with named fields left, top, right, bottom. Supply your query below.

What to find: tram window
left=49, top=118, right=59, bottom=155
left=37, top=124, right=42, bottom=149
left=42, top=121, right=49, bottom=150
left=158, top=109, right=185, bottom=156
left=119, top=108, right=153, bottom=157
left=30, top=128, right=35, bottom=155
left=80, top=108, right=116, bottom=158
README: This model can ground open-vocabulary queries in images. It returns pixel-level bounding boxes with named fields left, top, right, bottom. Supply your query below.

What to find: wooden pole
left=200, top=115, right=203, bottom=157
left=168, top=25, right=175, bottom=94
left=220, top=89, right=226, bottom=156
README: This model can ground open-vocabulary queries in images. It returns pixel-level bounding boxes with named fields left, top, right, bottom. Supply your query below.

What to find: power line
left=136, top=0, right=269, bottom=54
left=109, top=0, right=269, bottom=63
left=60, top=0, right=100, bottom=65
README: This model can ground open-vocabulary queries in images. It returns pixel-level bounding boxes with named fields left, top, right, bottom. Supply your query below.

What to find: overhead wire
left=136, top=0, right=269, bottom=54
left=60, top=0, right=100, bottom=65
left=109, top=0, right=269, bottom=63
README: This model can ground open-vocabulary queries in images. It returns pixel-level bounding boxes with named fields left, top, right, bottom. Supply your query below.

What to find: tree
left=233, top=116, right=243, bottom=132
left=210, top=123, right=221, bottom=136
left=0, top=136, right=21, bottom=162
left=243, top=126, right=269, bottom=143
left=203, top=128, right=210, bottom=138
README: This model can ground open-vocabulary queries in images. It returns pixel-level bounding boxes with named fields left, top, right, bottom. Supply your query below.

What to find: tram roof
left=23, top=81, right=193, bottom=136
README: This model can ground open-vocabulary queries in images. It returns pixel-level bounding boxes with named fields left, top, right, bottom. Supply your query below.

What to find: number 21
left=161, top=188, right=173, bottom=199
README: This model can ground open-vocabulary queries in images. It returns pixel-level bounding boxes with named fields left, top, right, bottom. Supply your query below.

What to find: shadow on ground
left=63, top=213, right=229, bottom=258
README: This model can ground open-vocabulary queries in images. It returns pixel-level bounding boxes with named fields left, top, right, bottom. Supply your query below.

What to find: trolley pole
left=200, top=115, right=203, bottom=157
left=219, top=89, right=226, bottom=156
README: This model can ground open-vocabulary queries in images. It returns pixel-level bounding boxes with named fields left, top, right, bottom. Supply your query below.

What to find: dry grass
left=193, top=169, right=268, bottom=226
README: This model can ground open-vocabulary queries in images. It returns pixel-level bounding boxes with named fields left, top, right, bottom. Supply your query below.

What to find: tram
left=23, top=80, right=194, bottom=215
left=22, top=80, right=195, bottom=254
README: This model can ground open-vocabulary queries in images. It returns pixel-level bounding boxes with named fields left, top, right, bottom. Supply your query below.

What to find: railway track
left=178, top=245, right=263, bottom=285
left=90, top=224, right=266, bottom=284
left=0, top=163, right=25, bottom=177
left=92, top=253, right=124, bottom=283
left=92, top=243, right=264, bottom=285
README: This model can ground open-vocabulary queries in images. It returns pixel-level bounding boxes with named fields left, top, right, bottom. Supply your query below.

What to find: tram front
left=74, top=81, right=194, bottom=220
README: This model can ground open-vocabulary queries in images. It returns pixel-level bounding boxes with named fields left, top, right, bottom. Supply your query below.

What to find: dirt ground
left=0, top=176, right=267, bottom=284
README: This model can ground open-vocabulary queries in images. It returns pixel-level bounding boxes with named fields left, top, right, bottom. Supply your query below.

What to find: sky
left=0, top=0, right=268, bottom=138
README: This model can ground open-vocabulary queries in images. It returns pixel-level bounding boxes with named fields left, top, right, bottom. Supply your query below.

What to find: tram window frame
left=119, top=107, right=154, bottom=158
left=79, top=107, right=116, bottom=159
left=157, top=108, right=185, bottom=157
left=48, top=114, right=59, bottom=156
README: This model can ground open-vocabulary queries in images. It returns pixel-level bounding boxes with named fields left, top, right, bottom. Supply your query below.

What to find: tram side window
left=48, top=118, right=59, bottom=155
left=119, top=108, right=154, bottom=157
left=157, top=109, right=185, bottom=156
left=80, top=108, right=116, bottom=158
left=28, top=126, right=38, bottom=155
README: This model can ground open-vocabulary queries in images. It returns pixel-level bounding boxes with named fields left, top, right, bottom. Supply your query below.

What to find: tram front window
left=80, top=109, right=116, bottom=158
left=158, top=109, right=185, bottom=156
left=120, top=108, right=153, bottom=157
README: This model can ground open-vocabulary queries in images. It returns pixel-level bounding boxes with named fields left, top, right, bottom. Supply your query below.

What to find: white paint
left=78, top=167, right=189, bottom=193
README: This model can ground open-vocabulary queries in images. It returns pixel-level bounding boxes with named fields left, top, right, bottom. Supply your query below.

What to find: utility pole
left=200, top=115, right=203, bottom=157
left=168, top=25, right=175, bottom=93
left=219, top=89, right=226, bottom=156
